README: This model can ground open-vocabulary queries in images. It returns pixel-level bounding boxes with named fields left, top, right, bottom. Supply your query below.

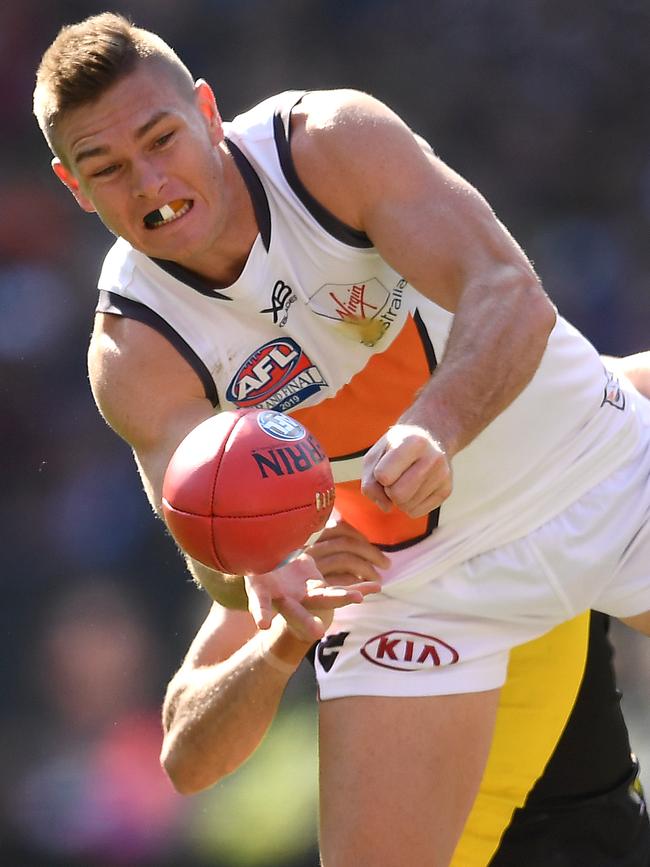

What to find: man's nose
left=131, top=159, right=167, bottom=199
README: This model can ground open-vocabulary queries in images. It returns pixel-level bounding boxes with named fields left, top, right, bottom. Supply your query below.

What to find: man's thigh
left=318, top=689, right=501, bottom=867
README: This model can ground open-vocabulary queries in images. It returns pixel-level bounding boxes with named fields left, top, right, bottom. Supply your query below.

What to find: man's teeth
left=145, top=200, right=191, bottom=228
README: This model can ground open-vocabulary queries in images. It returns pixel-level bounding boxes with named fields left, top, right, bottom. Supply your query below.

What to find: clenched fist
left=362, top=424, right=453, bottom=517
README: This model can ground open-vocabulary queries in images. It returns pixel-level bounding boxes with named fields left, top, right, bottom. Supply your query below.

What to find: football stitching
left=166, top=503, right=316, bottom=519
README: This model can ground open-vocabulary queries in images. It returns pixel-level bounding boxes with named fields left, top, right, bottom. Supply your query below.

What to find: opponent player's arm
left=291, top=91, right=556, bottom=516
left=161, top=520, right=387, bottom=794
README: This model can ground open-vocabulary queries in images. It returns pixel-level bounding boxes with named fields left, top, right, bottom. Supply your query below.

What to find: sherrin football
left=161, top=409, right=335, bottom=575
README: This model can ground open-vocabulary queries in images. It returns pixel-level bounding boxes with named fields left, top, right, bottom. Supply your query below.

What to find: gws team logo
left=260, top=279, right=296, bottom=327
left=317, top=632, right=350, bottom=673
left=361, top=630, right=459, bottom=671
left=257, top=410, right=305, bottom=441
left=226, top=337, right=327, bottom=413
left=309, top=278, right=407, bottom=346
left=601, top=369, right=626, bottom=411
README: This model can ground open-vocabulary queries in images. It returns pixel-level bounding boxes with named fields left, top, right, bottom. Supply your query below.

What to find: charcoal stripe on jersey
left=96, top=290, right=219, bottom=407
left=227, top=137, right=272, bottom=251
left=273, top=93, right=373, bottom=249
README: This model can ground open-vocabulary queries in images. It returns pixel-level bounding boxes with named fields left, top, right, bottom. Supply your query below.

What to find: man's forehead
left=59, top=64, right=194, bottom=160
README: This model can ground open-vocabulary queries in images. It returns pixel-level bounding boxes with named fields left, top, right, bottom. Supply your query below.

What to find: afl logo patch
left=226, top=338, right=327, bottom=412
left=257, top=410, right=305, bottom=441
left=361, top=630, right=459, bottom=671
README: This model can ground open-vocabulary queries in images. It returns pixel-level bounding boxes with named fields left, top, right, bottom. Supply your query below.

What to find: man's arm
left=161, top=520, right=388, bottom=794
left=88, top=311, right=249, bottom=607
left=291, top=90, right=556, bottom=516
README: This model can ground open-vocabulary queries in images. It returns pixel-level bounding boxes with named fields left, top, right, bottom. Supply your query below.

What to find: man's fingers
left=319, top=571, right=363, bottom=585
left=304, top=583, right=363, bottom=606
left=360, top=475, right=392, bottom=512
left=244, top=576, right=274, bottom=630
left=311, top=534, right=390, bottom=569
left=312, top=552, right=385, bottom=582
left=351, top=580, right=382, bottom=597
left=275, top=597, right=326, bottom=642
left=362, top=425, right=453, bottom=515
left=382, top=452, right=436, bottom=500
left=303, top=581, right=381, bottom=607
left=372, top=446, right=417, bottom=488
left=317, top=520, right=363, bottom=542
left=385, top=466, right=453, bottom=516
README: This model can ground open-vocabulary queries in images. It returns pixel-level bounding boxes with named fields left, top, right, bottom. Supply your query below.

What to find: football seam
left=162, top=503, right=317, bottom=520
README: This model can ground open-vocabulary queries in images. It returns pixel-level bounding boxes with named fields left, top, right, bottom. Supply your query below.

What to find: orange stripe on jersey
left=292, top=311, right=437, bottom=548
left=334, top=479, right=434, bottom=549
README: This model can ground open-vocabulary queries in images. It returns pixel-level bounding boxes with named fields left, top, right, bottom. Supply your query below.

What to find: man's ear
left=52, top=158, right=96, bottom=213
left=195, top=79, right=224, bottom=146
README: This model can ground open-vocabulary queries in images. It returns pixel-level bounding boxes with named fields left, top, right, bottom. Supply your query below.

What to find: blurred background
left=1, top=0, right=649, bottom=864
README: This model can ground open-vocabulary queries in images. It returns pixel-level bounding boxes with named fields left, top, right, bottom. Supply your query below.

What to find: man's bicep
left=297, top=92, right=537, bottom=312
left=360, top=137, right=537, bottom=312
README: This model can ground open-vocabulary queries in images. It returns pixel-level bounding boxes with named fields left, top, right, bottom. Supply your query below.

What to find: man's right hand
left=244, top=548, right=382, bottom=643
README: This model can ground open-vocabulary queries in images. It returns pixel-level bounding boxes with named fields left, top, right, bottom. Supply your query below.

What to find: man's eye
left=153, top=132, right=174, bottom=148
left=92, top=165, right=118, bottom=178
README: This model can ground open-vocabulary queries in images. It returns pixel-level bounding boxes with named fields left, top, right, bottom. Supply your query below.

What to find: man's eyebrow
left=73, top=112, right=172, bottom=165
left=74, top=145, right=109, bottom=165
left=135, top=110, right=172, bottom=139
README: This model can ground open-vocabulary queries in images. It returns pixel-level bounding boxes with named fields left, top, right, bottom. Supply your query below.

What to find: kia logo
left=360, top=630, right=459, bottom=671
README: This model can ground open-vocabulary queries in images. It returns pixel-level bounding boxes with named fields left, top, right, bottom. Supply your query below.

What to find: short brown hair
left=34, top=12, right=194, bottom=154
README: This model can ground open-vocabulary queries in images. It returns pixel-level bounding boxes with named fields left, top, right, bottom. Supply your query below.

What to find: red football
left=161, top=409, right=335, bottom=575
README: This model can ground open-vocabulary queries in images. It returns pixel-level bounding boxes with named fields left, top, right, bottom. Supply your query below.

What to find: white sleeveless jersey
left=97, top=90, right=642, bottom=583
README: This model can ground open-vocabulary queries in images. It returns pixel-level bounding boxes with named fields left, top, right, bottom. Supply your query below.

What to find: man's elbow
left=506, top=263, right=556, bottom=346
left=160, top=734, right=231, bottom=795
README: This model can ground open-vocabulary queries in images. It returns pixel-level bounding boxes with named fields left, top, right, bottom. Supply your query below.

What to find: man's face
left=53, top=62, right=228, bottom=265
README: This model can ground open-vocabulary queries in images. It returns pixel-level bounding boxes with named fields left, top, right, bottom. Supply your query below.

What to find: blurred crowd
left=1, top=1, right=649, bottom=864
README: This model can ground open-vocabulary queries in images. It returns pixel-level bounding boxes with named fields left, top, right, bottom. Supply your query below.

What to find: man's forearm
left=408, top=268, right=556, bottom=457
left=161, top=617, right=312, bottom=794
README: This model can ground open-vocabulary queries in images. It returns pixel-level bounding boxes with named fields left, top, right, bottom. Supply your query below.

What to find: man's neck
left=171, top=142, right=260, bottom=288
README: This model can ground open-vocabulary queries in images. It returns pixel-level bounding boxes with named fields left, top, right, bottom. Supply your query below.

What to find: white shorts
left=315, top=431, right=650, bottom=700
